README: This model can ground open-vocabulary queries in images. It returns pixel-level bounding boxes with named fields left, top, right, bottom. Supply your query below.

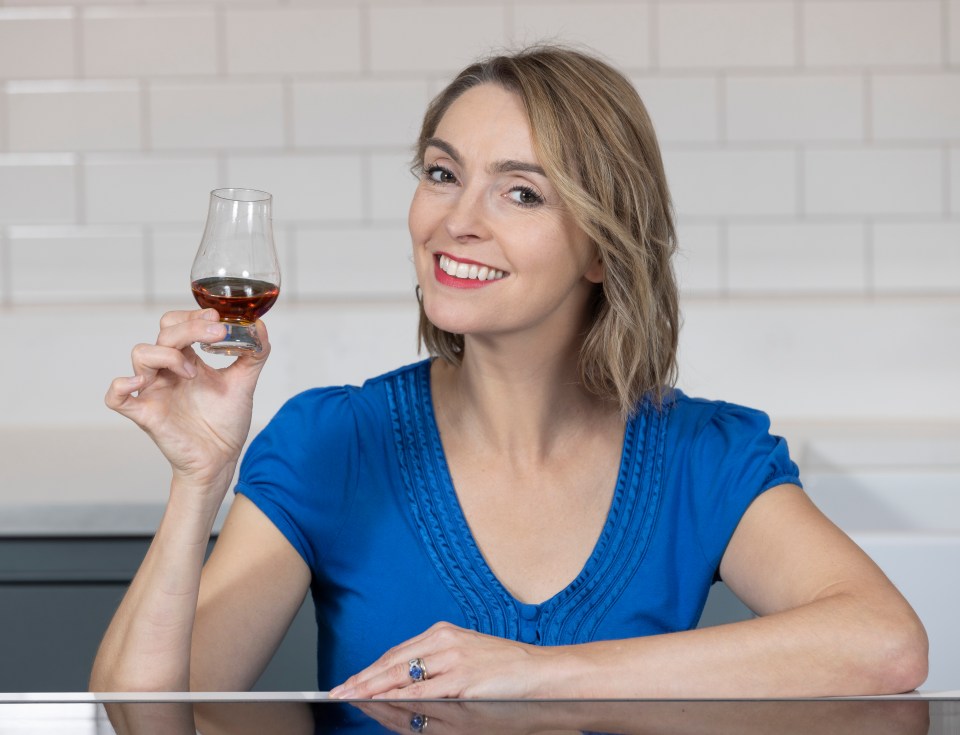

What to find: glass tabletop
left=0, top=694, right=958, bottom=735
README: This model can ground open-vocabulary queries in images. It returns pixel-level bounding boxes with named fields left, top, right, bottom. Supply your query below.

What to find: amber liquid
left=191, top=276, right=280, bottom=324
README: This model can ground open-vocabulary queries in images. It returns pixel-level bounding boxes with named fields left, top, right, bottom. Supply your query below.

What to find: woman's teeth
left=438, top=254, right=505, bottom=281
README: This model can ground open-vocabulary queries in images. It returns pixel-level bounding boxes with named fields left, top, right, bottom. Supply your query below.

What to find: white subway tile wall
left=224, top=7, right=363, bottom=75
left=7, top=81, right=141, bottom=153
left=0, top=2, right=956, bottom=425
left=149, top=81, right=286, bottom=150
left=725, top=75, right=864, bottom=142
left=82, top=8, right=219, bottom=78
left=803, top=1, right=941, bottom=68
left=0, top=8, right=75, bottom=80
left=657, top=2, right=795, bottom=70
left=511, top=3, right=652, bottom=70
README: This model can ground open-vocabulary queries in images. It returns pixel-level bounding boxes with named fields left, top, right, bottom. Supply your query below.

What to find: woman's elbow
left=871, top=609, right=929, bottom=694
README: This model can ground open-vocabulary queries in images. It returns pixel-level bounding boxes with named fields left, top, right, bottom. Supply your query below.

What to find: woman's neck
left=430, top=334, right=621, bottom=465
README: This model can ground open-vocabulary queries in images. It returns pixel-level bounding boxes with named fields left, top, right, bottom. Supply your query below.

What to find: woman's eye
left=424, top=165, right=456, bottom=184
left=508, top=186, right=544, bottom=208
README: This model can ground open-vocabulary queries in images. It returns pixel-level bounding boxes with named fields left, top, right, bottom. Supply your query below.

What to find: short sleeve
left=685, top=400, right=801, bottom=580
left=234, top=386, right=360, bottom=573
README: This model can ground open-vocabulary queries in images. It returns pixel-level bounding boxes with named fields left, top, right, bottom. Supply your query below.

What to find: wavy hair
left=414, top=45, right=680, bottom=415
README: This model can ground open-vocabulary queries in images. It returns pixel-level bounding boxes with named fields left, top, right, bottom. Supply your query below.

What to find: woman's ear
left=584, top=253, right=604, bottom=284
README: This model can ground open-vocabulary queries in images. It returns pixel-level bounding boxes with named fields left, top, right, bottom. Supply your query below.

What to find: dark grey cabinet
left=0, top=537, right=316, bottom=692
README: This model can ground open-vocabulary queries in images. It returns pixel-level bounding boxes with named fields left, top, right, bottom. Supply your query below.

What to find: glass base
left=199, top=321, right=262, bottom=356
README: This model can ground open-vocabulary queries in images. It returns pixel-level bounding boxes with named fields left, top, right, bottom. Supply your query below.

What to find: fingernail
left=184, top=361, right=197, bottom=377
left=202, top=309, right=220, bottom=320
left=206, top=323, right=224, bottom=335
left=127, top=375, right=144, bottom=388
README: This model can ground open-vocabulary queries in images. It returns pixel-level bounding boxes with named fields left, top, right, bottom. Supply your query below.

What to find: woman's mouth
left=433, top=253, right=508, bottom=289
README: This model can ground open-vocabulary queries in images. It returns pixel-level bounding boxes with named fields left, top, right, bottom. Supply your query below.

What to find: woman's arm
left=90, top=310, right=310, bottom=692
left=332, top=484, right=927, bottom=698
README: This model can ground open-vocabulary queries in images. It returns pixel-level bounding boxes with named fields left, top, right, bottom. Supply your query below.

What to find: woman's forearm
left=545, top=587, right=927, bottom=698
left=89, top=476, right=229, bottom=692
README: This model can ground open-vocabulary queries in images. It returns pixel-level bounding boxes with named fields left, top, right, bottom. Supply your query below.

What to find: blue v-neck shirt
left=236, top=360, right=800, bottom=691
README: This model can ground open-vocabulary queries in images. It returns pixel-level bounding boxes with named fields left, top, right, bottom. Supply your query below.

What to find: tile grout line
left=503, top=1, right=513, bottom=46
left=796, top=145, right=805, bottom=219
left=864, top=218, right=875, bottom=300
left=140, top=80, right=151, bottom=152
left=0, top=227, right=10, bottom=308
left=283, top=77, right=294, bottom=152
left=863, top=72, right=872, bottom=144
left=216, top=4, right=227, bottom=78
left=0, top=82, right=8, bottom=153
left=794, top=0, right=804, bottom=69
left=75, top=152, right=86, bottom=226
left=359, top=2, right=371, bottom=77
left=649, top=0, right=659, bottom=72
left=718, top=219, right=729, bottom=299
left=144, top=225, right=154, bottom=307
left=943, top=0, right=950, bottom=67
left=74, top=6, right=83, bottom=80
left=943, top=144, right=952, bottom=216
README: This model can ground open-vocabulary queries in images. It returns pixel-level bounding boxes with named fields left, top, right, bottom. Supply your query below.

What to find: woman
left=91, top=46, right=927, bottom=699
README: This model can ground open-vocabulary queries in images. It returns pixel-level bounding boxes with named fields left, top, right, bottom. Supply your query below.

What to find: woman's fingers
left=331, top=623, right=463, bottom=699
left=104, top=374, right=145, bottom=414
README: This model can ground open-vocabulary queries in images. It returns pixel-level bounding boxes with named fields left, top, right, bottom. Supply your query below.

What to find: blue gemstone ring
left=408, top=657, right=428, bottom=683
left=409, top=712, right=428, bottom=732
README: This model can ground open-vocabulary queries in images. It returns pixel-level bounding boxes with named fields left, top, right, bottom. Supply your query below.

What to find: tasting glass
left=190, top=188, right=281, bottom=355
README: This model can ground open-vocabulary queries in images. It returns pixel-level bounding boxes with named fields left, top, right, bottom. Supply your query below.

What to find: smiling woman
left=90, top=45, right=927, bottom=705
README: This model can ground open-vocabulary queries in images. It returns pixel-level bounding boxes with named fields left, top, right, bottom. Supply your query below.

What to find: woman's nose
left=443, top=184, right=489, bottom=243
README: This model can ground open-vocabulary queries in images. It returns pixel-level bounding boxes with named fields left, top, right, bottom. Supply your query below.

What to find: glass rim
left=210, top=187, right=272, bottom=203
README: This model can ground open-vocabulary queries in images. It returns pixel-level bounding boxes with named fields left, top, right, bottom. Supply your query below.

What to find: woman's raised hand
left=105, top=308, right=271, bottom=493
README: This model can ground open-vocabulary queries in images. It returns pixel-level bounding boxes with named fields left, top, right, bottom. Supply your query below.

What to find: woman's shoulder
left=662, top=387, right=776, bottom=434
left=276, top=359, right=430, bottom=420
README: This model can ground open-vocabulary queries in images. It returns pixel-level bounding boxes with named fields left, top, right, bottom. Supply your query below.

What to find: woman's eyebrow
left=424, top=137, right=547, bottom=177
left=489, top=159, right=547, bottom=177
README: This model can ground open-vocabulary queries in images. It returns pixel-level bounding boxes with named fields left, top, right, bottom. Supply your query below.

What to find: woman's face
left=409, top=83, right=603, bottom=346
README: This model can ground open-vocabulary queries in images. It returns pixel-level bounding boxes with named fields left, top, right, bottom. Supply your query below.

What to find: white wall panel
left=8, top=225, right=143, bottom=304
left=7, top=81, right=140, bottom=153
left=952, top=0, right=960, bottom=66
left=0, top=8, right=75, bottom=80
left=293, top=80, right=431, bottom=148
left=726, top=75, right=863, bottom=142
left=953, top=148, right=960, bottom=214
left=663, top=149, right=796, bottom=216
left=804, top=148, right=942, bottom=216
left=727, top=222, right=866, bottom=294
left=295, top=225, right=414, bottom=299
left=225, top=154, right=363, bottom=222
left=151, top=226, right=201, bottom=303
left=369, top=6, right=507, bottom=73
left=873, top=74, right=960, bottom=141
left=150, top=81, right=285, bottom=150
left=658, top=1, right=794, bottom=70
left=85, top=155, right=219, bottom=224
left=0, top=154, right=76, bottom=225
left=803, top=1, right=941, bottom=68
left=677, top=300, right=960, bottom=421
left=632, top=76, right=720, bottom=143
left=370, top=153, right=418, bottom=223
left=674, top=221, right=722, bottom=296
left=873, top=221, right=960, bottom=293
left=82, top=7, right=217, bottom=78
left=224, top=7, right=362, bottom=75
left=511, top=3, right=651, bottom=70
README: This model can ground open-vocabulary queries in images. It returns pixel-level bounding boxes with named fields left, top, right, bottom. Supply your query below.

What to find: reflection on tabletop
left=4, top=697, right=954, bottom=735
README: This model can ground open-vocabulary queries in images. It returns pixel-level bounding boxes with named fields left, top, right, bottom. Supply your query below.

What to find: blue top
left=236, top=360, right=800, bottom=691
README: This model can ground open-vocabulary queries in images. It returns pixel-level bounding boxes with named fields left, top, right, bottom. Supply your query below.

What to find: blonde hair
left=414, top=45, right=680, bottom=416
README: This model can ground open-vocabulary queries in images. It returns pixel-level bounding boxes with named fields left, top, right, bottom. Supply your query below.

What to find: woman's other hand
left=329, top=621, right=554, bottom=700
left=104, top=308, right=271, bottom=492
